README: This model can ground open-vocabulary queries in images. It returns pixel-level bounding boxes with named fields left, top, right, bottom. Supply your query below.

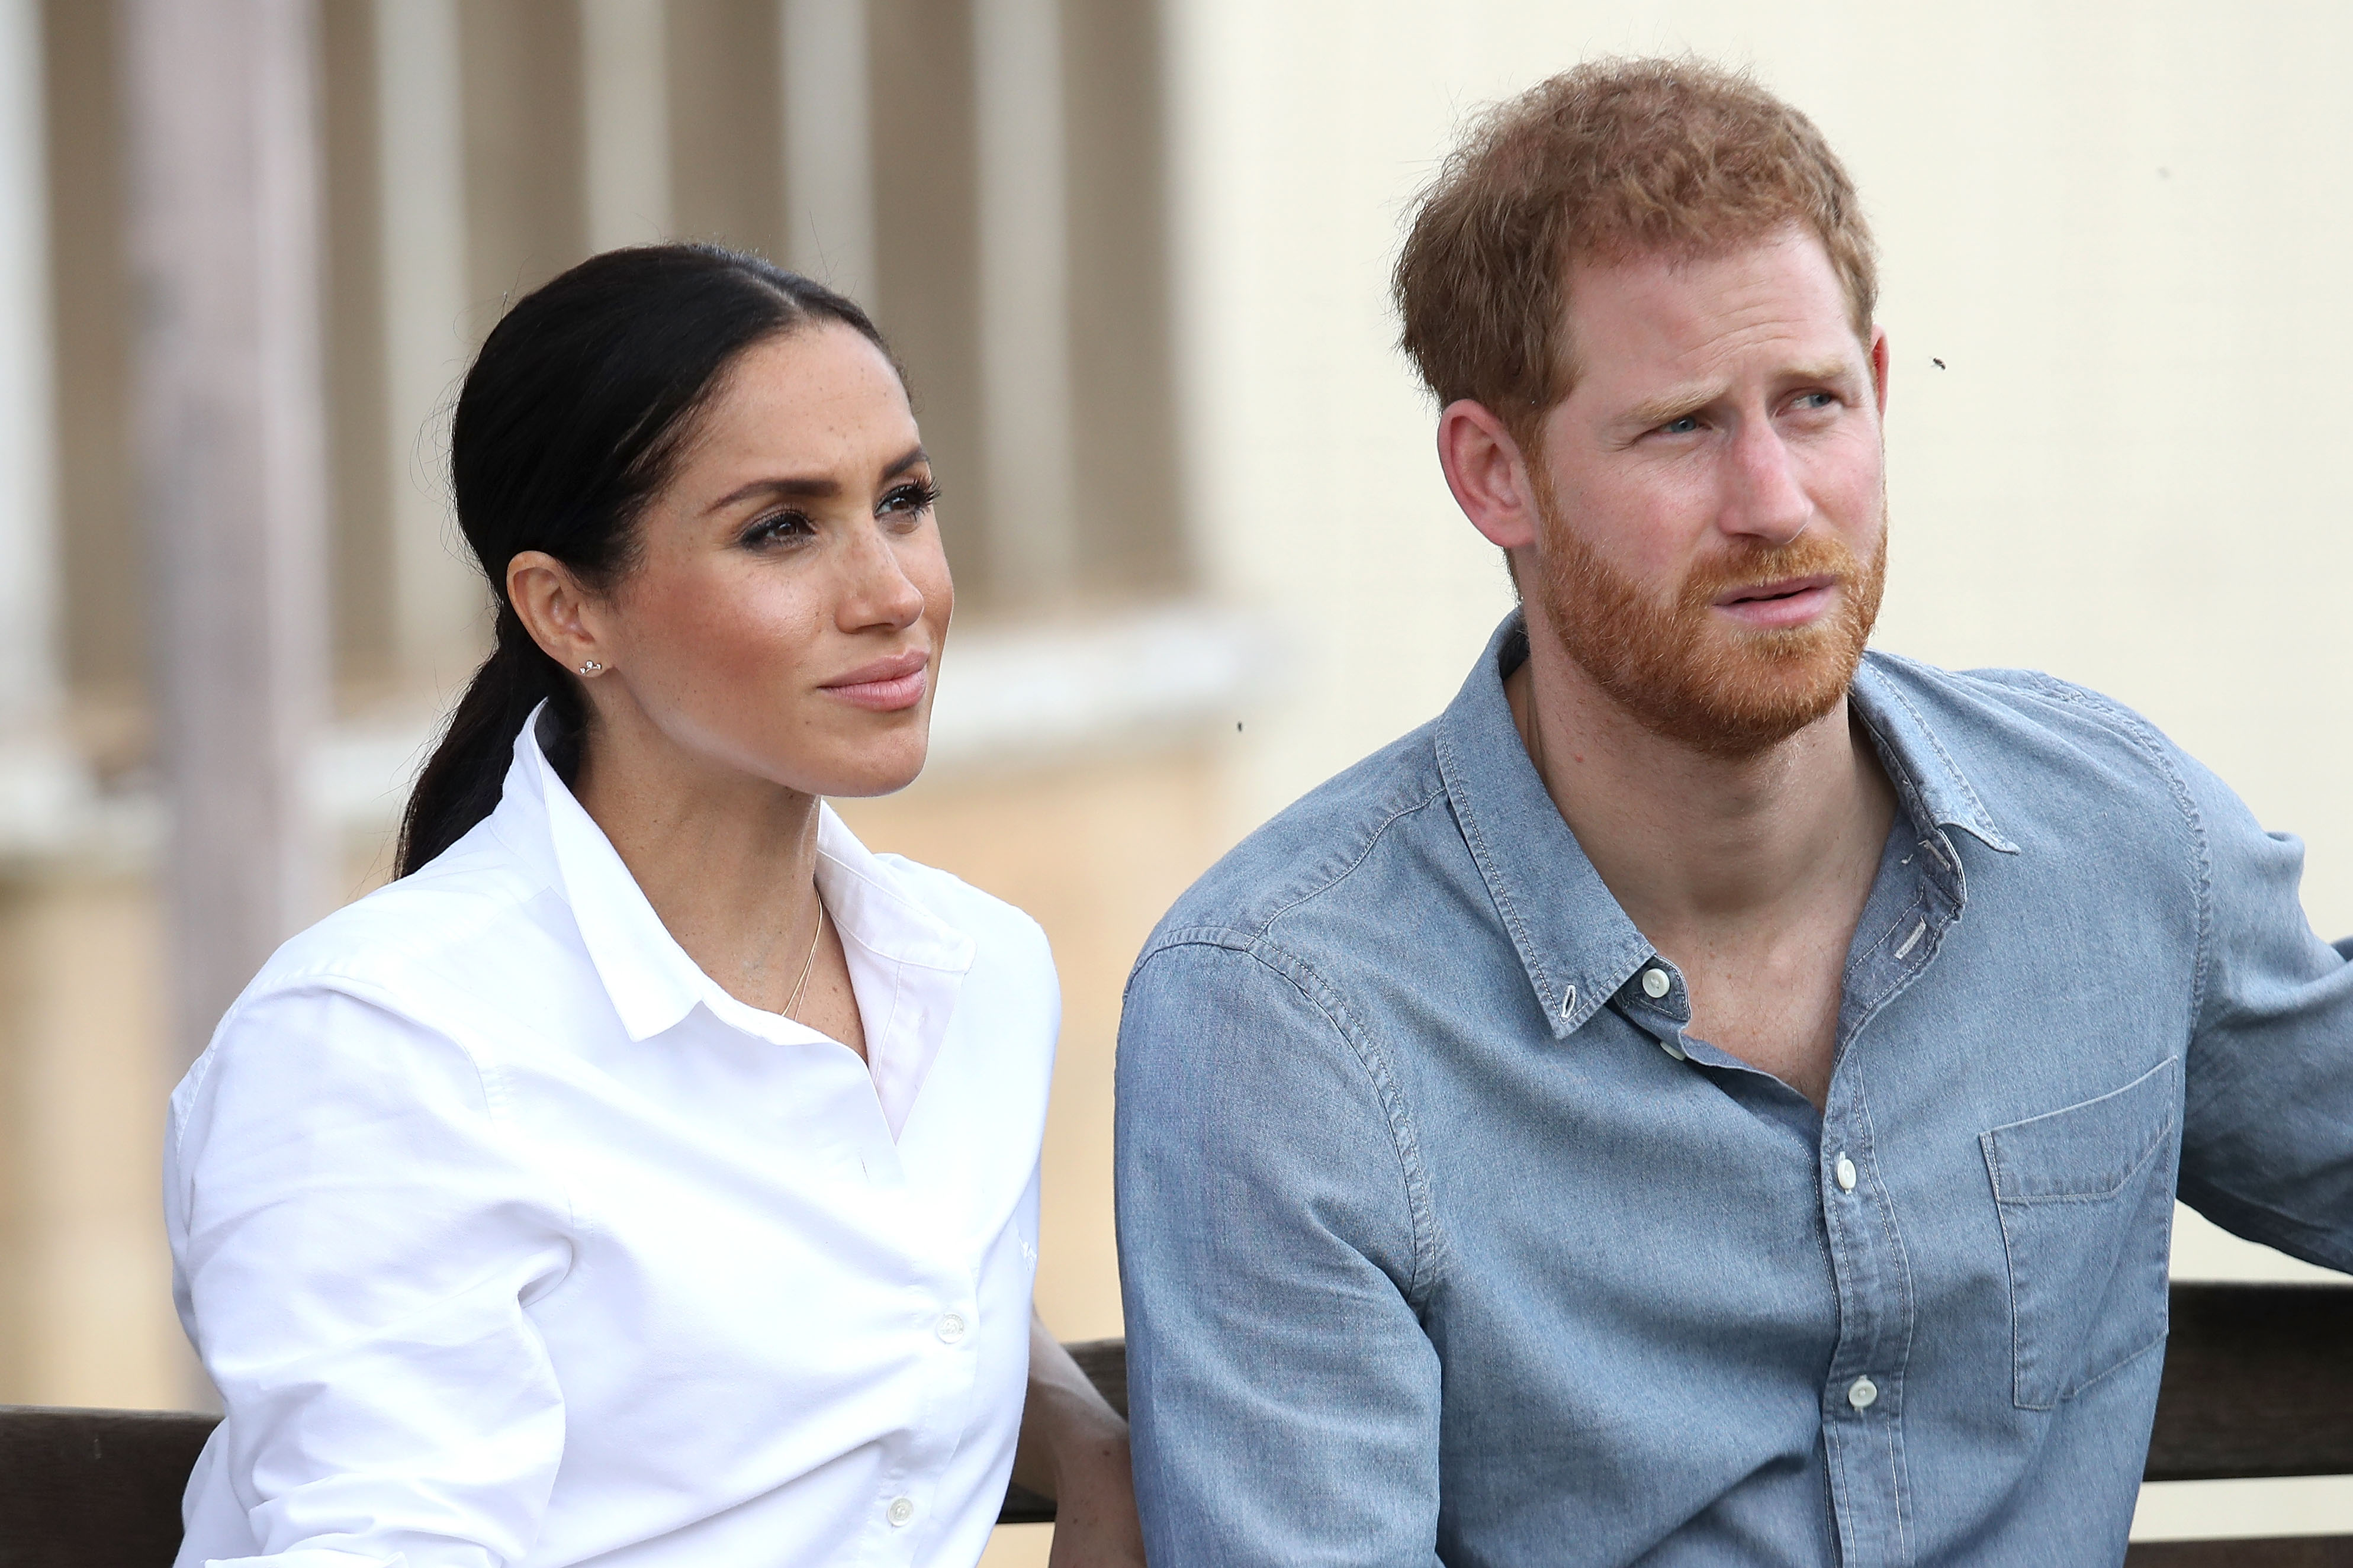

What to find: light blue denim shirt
left=1115, top=613, right=2353, bottom=1568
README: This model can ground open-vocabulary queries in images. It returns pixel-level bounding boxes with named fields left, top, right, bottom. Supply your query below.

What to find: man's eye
left=1793, top=392, right=1837, bottom=411
left=1659, top=415, right=1701, bottom=436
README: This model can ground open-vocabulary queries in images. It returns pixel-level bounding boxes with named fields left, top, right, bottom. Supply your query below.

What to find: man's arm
left=2174, top=746, right=2353, bottom=1272
left=1116, top=937, right=1445, bottom=1567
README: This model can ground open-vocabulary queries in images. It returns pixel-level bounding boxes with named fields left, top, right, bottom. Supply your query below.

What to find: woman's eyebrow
left=703, top=445, right=930, bottom=514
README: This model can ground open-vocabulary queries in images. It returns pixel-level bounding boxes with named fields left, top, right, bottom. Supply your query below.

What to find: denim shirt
left=1114, top=613, right=2353, bottom=1568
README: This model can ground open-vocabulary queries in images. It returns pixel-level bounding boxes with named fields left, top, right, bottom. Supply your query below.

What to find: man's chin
left=1599, top=643, right=1865, bottom=758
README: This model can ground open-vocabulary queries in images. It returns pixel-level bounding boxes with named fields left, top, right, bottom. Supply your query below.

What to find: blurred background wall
left=0, top=0, right=2345, bottom=1557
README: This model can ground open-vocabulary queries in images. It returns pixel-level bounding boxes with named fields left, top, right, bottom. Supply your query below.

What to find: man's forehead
left=1559, top=228, right=1867, bottom=388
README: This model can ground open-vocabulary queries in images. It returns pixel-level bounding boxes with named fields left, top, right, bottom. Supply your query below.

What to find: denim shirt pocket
left=1981, top=1055, right=2181, bottom=1411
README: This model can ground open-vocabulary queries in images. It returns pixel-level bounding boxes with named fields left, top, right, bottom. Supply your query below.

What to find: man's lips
left=819, top=649, right=930, bottom=712
left=1712, top=574, right=1839, bottom=628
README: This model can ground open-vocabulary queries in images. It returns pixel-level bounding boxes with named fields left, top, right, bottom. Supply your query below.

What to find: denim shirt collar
left=1433, top=611, right=2018, bottom=1042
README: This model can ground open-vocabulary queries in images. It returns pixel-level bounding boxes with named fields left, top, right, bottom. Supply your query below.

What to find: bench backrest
left=1, top=1287, right=2340, bottom=1564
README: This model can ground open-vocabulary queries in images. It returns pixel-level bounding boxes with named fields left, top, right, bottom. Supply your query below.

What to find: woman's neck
left=572, top=713, right=827, bottom=1016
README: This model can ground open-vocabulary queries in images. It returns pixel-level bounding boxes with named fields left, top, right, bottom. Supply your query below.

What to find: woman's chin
left=802, top=739, right=931, bottom=801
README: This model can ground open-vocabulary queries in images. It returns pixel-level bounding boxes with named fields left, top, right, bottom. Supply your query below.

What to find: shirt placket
left=862, top=1183, right=985, bottom=1566
left=1817, top=836, right=1960, bottom=1568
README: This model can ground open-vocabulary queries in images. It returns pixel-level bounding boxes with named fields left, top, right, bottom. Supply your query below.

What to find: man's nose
left=1720, top=423, right=1812, bottom=546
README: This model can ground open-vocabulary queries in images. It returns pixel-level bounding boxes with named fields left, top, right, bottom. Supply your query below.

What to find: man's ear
left=507, top=551, right=610, bottom=675
left=1436, top=399, right=1543, bottom=552
left=1869, top=327, right=1891, bottom=418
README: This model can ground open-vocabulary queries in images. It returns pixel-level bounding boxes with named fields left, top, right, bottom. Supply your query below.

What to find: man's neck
left=1503, top=632, right=1896, bottom=960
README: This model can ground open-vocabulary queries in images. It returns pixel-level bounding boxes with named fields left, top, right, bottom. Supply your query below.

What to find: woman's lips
left=1713, top=575, right=1838, bottom=629
left=819, top=650, right=930, bottom=712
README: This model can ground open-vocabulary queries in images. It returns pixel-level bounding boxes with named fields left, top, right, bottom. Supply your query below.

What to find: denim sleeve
left=1116, top=938, right=1444, bottom=1567
left=2174, top=746, right=2353, bottom=1273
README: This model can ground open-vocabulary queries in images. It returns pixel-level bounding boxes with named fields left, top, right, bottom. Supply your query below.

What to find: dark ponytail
left=396, top=245, right=896, bottom=877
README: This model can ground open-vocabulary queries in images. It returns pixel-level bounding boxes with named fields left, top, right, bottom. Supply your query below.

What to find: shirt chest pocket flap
left=1981, top=1054, right=2181, bottom=1411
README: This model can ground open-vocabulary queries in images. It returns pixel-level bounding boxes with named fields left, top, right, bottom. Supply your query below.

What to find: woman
left=165, top=246, right=1142, bottom=1567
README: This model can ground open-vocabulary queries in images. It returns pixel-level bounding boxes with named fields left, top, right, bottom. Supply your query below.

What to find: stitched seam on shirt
left=1120, top=774, right=1449, bottom=995
left=253, top=973, right=592, bottom=1247
left=1855, top=1081, right=1916, bottom=1567
left=2000, top=673, right=2215, bottom=1034
left=1864, top=665, right=2008, bottom=845
left=2174, top=1176, right=2353, bottom=1274
left=1433, top=725, right=1560, bottom=1014
left=1978, top=1130, right=2042, bottom=1409
left=168, top=1049, right=224, bottom=1171
left=1254, top=783, right=1452, bottom=941
left=1229, top=937, right=1442, bottom=1311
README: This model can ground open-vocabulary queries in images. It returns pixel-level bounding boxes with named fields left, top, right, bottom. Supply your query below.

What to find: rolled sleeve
left=168, top=984, right=576, bottom=1567
left=1115, top=938, right=1444, bottom=1568
left=2174, top=748, right=2353, bottom=1274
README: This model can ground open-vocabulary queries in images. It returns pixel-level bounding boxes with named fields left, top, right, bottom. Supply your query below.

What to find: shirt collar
left=1433, top=611, right=2016, bottom=1042
left=497, top=703, right=975, bottom=1048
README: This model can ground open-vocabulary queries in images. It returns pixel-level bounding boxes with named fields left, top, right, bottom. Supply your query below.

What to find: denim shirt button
left=1835, top=1155, right=1857, bottom=1192
left=1641, top=967, right=1671, bottom=999
left=1659, top=1035, right=1687, bottom=1062
left=1847, top=1376, right=1879, bottom=1411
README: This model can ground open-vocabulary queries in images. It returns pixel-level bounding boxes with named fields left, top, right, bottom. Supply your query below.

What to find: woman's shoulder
left=866, top=851, right=1055, bottom=975
left=232, top=816, right=566, bottom=1028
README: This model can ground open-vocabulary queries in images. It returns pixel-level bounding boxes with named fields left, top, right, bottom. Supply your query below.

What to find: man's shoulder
left=1140, top=719, right=1454, bottom=964
left=1858, top=650, right=2203, bottom=829
left=1864, top=650, right=2175, bottom=755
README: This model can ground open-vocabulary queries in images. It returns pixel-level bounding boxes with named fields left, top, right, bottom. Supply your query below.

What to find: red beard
left=1532, top=490, right=1887, bottom=758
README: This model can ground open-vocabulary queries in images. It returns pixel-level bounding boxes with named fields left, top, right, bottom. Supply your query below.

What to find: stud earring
left=578, top=659, right=603, bottom=675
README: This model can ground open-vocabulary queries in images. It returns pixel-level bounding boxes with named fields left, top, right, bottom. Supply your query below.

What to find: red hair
left=1394, top=57, right=1877, bottom=445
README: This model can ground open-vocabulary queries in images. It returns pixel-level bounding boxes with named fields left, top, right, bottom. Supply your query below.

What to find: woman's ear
left=507, top=552, right=610, bottom=675
left=1436, top=399, right=1544, bottom=552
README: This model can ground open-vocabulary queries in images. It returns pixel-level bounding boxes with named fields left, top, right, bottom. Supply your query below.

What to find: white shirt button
left=1641, top=968, right=1671, bottom=999
left=936, top=1312, right=966, bottom=1344
left=886, top=1496, right=915, bottom=1527
left=1834, top=1155, right=1857, bottom=1192
left=1847, top=1376, right=1879, bottom=1410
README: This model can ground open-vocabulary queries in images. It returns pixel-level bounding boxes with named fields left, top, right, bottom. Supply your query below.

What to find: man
left=1114, top=57, right=2353, bottom=1567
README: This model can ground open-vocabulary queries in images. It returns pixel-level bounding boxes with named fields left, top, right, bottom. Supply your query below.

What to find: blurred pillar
left=779, top=0, right=875, bottom=307
left=123, top=0, right=331, bottom=1063
left=373, top=0, right=481, bottom=680
left=580, top=0, right=671, bottom=250
left=0, top=0, right=57, bottom=735
left=974, top=0, right=1077, bottom=601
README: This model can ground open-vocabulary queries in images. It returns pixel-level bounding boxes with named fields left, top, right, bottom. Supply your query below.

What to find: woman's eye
left=742, top=510, right=815, bottom=547
left=879, top=479, right=941, bottom=519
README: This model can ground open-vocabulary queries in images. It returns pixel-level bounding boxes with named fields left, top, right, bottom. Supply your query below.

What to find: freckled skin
left=505, top=322, right=951, bottom=1035
left=587, top=324, right=954, bottom=804
left=1437, top=227, right=1899, bottom=1108
left=1536, top=230, right=1887, bottom=614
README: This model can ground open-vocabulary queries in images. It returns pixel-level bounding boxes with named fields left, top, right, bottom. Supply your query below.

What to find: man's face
left=1526, top=226, right=1888, bottom=756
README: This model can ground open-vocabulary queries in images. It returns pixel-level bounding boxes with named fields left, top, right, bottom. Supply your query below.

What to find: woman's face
left=560, top=321, right=953, bottom=800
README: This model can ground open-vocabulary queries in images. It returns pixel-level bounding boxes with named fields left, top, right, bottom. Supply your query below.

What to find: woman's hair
left=395, top=244, right=895, bottom=878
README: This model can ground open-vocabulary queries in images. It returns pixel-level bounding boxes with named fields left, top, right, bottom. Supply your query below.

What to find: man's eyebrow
left=1619, top=385, right=1716, bottom=430
left=703, top=445, right=929, bottom=514
left=1618, top=363, right=1860, bottom=430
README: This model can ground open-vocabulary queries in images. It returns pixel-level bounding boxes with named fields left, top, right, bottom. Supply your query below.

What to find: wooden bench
left=3, top=1285, right=2342, bottom=1563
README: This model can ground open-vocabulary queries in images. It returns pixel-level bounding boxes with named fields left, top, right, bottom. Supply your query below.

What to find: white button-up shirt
left=166, top=711, right=1059, bottom=1568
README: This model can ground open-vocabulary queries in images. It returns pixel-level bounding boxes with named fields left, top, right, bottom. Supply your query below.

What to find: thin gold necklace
left=782, top=898, right=826, bottom=1021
